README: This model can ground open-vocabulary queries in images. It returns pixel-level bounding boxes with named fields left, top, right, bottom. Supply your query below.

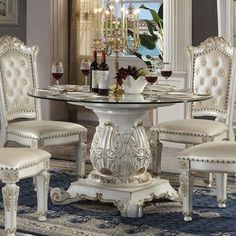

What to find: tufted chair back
left=187, top=37, right=236, bottom=127
left=0, top=36, right=41, bottom=128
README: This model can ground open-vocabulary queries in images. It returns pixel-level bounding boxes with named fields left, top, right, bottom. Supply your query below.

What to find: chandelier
left=93, top=0, right=141, bottom=71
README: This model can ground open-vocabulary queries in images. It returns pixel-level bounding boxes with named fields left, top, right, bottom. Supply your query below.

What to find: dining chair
left=178, top=141, right=236, bottom=221
left=0, top=36, right=87, bottom=178
left=0, top=148, right=50, bottom=235
left=149, top=36, right=236, bottom=186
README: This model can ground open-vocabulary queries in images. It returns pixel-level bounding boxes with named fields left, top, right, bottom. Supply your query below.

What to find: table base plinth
left=50, top=178, right=179, bottom=218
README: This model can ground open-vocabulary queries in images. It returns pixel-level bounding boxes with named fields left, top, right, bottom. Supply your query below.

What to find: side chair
left=0, top=36, right=87, bottom=178
left=149, top=36, right=236, bottom=186
left=0, top=148, right=51, bottom=236
left=178, top=141, right=236, bottom=221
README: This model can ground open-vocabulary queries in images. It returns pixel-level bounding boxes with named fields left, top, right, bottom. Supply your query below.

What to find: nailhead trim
left=0, top=156, right=50, bottom=171
left=0, top=40, right=38, bottom=120
left=7, top=129, right=87, bottom=141
left=149, top=127, right=226, bottom=138
left=178, top=155, right=236, bottom=164
left=189, top=37, right=235, bottom=115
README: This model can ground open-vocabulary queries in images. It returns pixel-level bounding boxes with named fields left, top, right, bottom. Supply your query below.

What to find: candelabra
left=93, top=0, right=141, bottom=72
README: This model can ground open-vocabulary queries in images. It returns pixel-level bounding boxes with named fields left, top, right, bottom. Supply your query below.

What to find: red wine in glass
left=51, top=62, right=64, bottom=92
left=146, top=76, right=158, bottom=84
left=161, top=62, right=172, bottom=94
left=146, top=69, right=158, bottom=95
left=52, top=72, right=63, bottom=80
left=80, top=60, right=91, bottom=86
left=81, top=69, right=90, bottom=76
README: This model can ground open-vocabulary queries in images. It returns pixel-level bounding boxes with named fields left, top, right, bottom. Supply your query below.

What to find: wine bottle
left=89, top=50, right=99, bottom=93
left=97, top=51, right=109, bottom=96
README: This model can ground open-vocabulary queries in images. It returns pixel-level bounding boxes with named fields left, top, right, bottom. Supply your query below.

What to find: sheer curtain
left=69, top=0, right=103, bottom=86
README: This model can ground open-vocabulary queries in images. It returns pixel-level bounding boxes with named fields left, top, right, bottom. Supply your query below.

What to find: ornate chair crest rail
left=0, top=36, right=87, bottom=178
left=149, top=36, right=236, bottom=181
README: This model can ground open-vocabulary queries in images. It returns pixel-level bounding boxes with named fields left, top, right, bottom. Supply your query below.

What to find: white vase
left=123, top=76, right=148, bottom=94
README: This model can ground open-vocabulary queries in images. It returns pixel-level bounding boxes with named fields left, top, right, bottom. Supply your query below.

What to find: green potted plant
left=135, top=4, right=163, bottom=68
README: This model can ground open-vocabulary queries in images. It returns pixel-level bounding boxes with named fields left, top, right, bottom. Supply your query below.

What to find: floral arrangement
left=115, top=66, right=147, bottom=85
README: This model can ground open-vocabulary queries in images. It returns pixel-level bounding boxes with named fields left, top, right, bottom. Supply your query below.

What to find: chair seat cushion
left=178, top=141, right=236, bottom=163
left=0, top=148, right=50, bottom=170
left=154, top=119, right=228, bottom=137
left=7, top=120, right=87, bottom=140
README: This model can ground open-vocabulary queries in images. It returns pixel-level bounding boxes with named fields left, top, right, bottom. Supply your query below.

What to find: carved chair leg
left=215, top=173, right=227, bottom=208
left=35, top=171, right=50, bottom=221
left=203, top=172, right=213, bottom=187
left=2, top=183, right=19, bottom=236
left=75, top=141, right=87, bottom=179
left=149, top=130, right=163, bottom=176
left=179, top=170, right=194, bottom=221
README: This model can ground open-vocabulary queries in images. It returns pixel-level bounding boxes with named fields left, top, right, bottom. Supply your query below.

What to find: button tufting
left=200, top=79, right=205, bottom=85
left=208, top=69, right=212, bottom=75
left=213, top=78, right=218, bottom=86
left=20, top=60, right=25, bottom=66
left=9, top=61, right=14, bottom=66
left=16, top=70, right=20, bottom=76
left=8, top=90, right=13, bottom=97
left=6, top=70, right=11, bottom=77
left=215, top=60, right=220, bottom=66
left=23, top=79, right=27, bottom=85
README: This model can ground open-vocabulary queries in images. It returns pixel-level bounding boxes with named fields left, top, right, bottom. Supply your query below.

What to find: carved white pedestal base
left=51, top=178, right=178, bottom=218
left=51, top=103, right=179, bottom=217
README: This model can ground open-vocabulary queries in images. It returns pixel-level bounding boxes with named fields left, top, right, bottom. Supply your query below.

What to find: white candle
left=115, top=0, right=119, bottom=29
left=121, top=7, right=125, bottom=37
left=133, top=10, right=137, bottom=40
left=137, top=10, right=140, bottom=40
left=125, top=10, right=128, bottom=38
left=110, top=5, right=114, bottom=35
left=105, top=10, right=109, bottom=39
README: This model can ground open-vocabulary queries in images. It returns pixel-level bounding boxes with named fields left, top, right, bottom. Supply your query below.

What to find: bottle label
left=97, top=71, right=109, bottom=89
left=92, top=70, right=98, bottom=88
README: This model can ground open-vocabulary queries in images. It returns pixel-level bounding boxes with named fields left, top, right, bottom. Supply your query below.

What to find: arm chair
left=178, top=141, right=236, bottom=221
left=0, top=148, right=50, bottom=235
left=150, top=36, right=236, bottom=185
left=0, top=36, right=87, bottom=178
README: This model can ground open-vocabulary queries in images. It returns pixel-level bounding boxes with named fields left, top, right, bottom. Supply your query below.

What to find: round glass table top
left=28, top=85, right=212, bottom=105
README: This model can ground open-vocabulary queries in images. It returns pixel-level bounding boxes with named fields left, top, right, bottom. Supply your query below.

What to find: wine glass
left=51, top=62, right=64, bottom=92
left=80, top=60, right=91, bottom=86
left=161, top=62, right=172, bottom=94
left=145, top=66, right=158, bottom=95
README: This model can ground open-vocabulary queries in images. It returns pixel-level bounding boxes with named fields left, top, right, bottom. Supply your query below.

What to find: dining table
left=28, top=85, right=212, bottom=218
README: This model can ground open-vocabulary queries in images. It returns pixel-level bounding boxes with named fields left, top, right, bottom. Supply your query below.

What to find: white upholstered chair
left=0, top=148, right=50, bottom=236
left=0, top=36, right=87, bottom=178
left=178, top=141, right=236, bottom=221
left=150, top=37, right=236, bottom=184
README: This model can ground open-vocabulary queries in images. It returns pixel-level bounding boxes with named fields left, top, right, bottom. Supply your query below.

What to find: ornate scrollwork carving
left=179, top=172, right=190, bottom=197
left=3, top=170, right=19, bottom=182
left=90, top=121, right=151, bottom=184
left=2, top=184, right=19, bottom=211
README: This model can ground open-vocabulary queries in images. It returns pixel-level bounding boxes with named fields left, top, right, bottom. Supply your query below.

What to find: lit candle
left=125, top=10, right=128, bottom=38
left=133, top=10, right=137, bottom=40
left=115, top=0, right=119, bottom=29
left=98, top=8, right=103, bottom=39
left=105, top=10, right=109, bottom=39
left=94, top=8, right=99, bottom=38
left=137, top=9, right=140, bottom=40
left=110, top=4, right=114, bottom=35
left=121, top=7, right=125, bottom=37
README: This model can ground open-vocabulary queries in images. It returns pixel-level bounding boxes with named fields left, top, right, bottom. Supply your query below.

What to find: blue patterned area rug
left=0, top=159, right=236, bottom=236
